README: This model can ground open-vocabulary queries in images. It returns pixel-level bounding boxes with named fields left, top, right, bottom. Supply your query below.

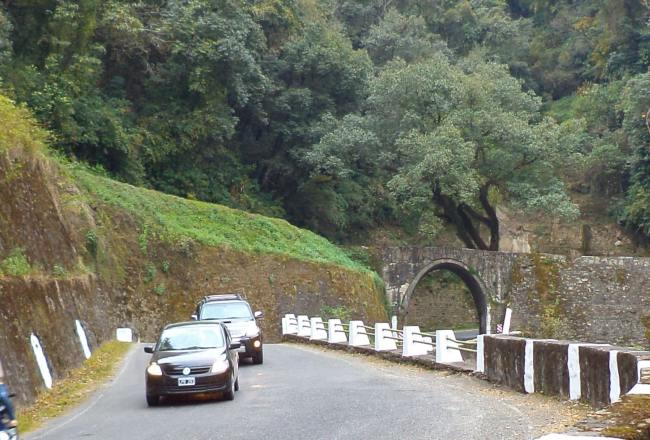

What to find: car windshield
left=157, top=326, right=225, bottom=351
left=201, top=301, right=252, bottom=320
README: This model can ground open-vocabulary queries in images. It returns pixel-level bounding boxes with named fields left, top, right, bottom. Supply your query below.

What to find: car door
left=224, top=326, right=239, bottom=380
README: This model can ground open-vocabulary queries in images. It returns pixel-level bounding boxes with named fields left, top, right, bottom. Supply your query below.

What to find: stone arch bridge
left=380, top=246, right=650, bottom=347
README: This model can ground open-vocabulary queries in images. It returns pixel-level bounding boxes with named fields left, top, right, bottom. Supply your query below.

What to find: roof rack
left=201, top=293, right=246, bottom=302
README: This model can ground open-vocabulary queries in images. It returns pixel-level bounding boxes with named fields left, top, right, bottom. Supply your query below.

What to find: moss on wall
left=531, top=254, right=569, bottom=338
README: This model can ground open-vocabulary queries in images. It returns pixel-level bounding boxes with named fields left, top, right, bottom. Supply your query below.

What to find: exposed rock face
left=0, top=152, right=387, bottom=404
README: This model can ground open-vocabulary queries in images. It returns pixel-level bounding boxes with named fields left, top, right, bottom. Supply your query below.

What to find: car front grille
left=162, top=365, right=212, bottom=375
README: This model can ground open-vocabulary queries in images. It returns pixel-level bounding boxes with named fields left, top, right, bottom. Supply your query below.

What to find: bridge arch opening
left=400, top=259, right=489, bottom=334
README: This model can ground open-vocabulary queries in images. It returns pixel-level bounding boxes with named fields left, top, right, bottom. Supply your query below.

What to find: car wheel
left=223, top=374, right=236, bottom=401
left=234, top=376, right=240, bottom=391
left=146, top=394, right=160, bottom=407
left=252, top=350, right=263, bottom=365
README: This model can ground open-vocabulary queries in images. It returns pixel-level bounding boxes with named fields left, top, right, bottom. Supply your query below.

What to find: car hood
left=152, top=348, right=226, bottom=366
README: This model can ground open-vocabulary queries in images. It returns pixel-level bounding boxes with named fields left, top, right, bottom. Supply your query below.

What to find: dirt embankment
left=0, top=150, right=387, bottom=404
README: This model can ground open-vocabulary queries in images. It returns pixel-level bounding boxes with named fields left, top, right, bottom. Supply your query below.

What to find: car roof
left=163, top=321, right=227, bottom=331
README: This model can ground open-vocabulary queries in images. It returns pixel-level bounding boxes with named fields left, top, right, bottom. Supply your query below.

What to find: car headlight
left=245, top=321, right=260, bottom=338
left=147, top=363, right=163, bottom=376
left=211, top=359, right=229, bottom=374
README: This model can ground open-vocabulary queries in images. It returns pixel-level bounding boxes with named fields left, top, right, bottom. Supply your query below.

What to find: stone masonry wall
left=383, top=247, right=650, bottom=348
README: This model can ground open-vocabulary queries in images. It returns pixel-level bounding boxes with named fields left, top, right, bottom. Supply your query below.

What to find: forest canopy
left=1, top=0, right=649, bottom=248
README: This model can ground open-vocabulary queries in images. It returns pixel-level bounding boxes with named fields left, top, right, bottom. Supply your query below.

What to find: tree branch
left=479, top=183, right=499, bottom=251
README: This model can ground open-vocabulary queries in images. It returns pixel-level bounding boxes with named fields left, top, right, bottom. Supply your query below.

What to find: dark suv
left=192, top=294, right=264, bottom=364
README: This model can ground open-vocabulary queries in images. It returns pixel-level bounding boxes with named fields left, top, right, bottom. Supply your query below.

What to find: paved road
left=26, top=344, right=571, bottom=440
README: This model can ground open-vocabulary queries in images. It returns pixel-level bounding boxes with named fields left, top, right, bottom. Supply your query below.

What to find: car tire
left=234, top=376, right=239, bottom=391
left=146, top=394, right=160, bottom=407
left=223, top=375, right=236, bottom=401
left=252, top=350, right=263, bottom=365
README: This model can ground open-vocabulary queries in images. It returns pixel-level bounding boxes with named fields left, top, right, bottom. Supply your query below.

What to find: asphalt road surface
left=25, top=344, right=575, bottom=440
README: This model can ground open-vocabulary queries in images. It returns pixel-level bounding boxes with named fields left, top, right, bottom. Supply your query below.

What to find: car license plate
left=178, top=377, right=195, bottom=386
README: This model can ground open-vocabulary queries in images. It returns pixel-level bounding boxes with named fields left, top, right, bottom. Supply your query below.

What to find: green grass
left=0, top=248, right=35, bottom=277
left=71, top=167, right=373, bottom=274
left=17, top=341, right=132, bottom=433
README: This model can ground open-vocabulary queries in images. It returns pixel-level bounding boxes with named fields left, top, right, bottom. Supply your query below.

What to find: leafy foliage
left=3, top=0, right=650, bottom=244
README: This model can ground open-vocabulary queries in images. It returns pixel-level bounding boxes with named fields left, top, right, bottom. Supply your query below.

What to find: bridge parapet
left=381, top=246, right=650, bottom=347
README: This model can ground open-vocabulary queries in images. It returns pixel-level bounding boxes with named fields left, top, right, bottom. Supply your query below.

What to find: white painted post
left=374, top=323, right=397, bottom=351
left=75, top=320, right=91, bottom=359
left=328, top=319, right=347, bottom=344
left=609, top=350, right=621, bottom=403
left=116, top=328, right=133, bottom=342
left=435, top=330, right=463, bottom=363
left=296, top=315, right=311, bottom=337
left=391, top=315, right=398, bottom=329
left=310, top=317, right=327, bottom=340
left=403, top=326, right=428, bottom=357
left=568, top=344, right=582, bottom=400
left=30, top=334, right=53, bottom=389
left=348, top=321, right=370, bottom=347
left=285, top=314, right=298, bottom=334
left=524, top=339, right=535, bottom=394
left=281, top=317, right=288, bottom=335
left=502, top=308, right=512, bottom=334
left=475, top=335, right=485, bottom=373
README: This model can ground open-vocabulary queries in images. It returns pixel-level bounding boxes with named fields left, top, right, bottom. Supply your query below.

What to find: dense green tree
left=305, top=56, right=580, bottom=249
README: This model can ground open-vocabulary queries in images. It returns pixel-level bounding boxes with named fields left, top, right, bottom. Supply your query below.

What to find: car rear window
left=157, top=326, right=225, bottom=351
left=200, top=301, right=252, bottom=320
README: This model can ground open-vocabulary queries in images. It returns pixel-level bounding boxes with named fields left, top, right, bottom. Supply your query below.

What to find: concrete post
left=475, top=335, right=485, bottom=373
left=349, top=321, right=370, bottom=346
left=403, top=326, right=428, bottom=357
left=374, top=323, right=397, bottom=351
left=284, top=314, right=298, bottom=334
left=435, top=330, right=462, bottom=363
left=296, top=315, right=311, bottom=337
left=310, top=317, right=327, bottom=340
left=328, top=319, right=347, bottom=344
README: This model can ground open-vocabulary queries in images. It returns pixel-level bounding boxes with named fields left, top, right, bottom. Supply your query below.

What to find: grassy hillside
left=71, top=166, right=372, bottom=274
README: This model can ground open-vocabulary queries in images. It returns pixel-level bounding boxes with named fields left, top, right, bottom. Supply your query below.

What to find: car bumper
left=235, top=336, right=262, bottom=356
left=146, top=371, right=231, bottom=396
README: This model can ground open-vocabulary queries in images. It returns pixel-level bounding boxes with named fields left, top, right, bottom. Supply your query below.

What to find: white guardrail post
left=310, top=317, right=327, bottom=340
left=475, top=335, right=485, bottom=373
left=283, top=314, right=298, bottom=335
left=297, top=315, right=311, bottom=337
left=402, top=326, right=427, bottom=357
left=349, top=321, right=370, bottom=346
left=374, top=323, right=397, bottom=351
left=328, top=319, right=347, bottom=344
left=435, top=330, right=463, bottom=363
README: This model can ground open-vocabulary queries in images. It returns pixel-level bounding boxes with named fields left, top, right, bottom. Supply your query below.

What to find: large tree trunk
left=433, top=184, right=500, bottom=251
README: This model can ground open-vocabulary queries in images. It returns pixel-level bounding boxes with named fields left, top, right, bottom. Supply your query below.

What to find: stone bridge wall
left=381, top=247, right=650, bottom=348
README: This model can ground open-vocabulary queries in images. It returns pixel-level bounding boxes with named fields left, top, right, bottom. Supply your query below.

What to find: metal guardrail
left=413, top=339, right=436, bottom=347
left=412, top=331, right=436, bottom=338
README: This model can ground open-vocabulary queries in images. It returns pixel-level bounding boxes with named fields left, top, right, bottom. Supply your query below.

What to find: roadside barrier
left=349, top=321, right=371, bottom=346
left=296, top=315, right=311, bottom=337
left=282, top=313, right=650, bottom=408
left=309, top=317, right=327, bottom=341
left=327, top=319, right=347, bottom=344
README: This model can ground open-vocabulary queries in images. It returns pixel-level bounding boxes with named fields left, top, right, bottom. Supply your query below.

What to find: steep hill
left=0, top=96, right=387, bottom=404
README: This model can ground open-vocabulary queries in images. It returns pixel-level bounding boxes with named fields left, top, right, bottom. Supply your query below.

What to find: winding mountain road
left=25, top=344, right=578, bottom=440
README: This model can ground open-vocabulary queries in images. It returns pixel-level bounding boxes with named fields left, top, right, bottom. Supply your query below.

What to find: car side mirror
left=254, top=311, right=264, bottom=319
left=144, top=346, right=154, bottom=354
left=229, top=342, right=241, bottom=350
left=191, top=314, right=198, bottom=321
